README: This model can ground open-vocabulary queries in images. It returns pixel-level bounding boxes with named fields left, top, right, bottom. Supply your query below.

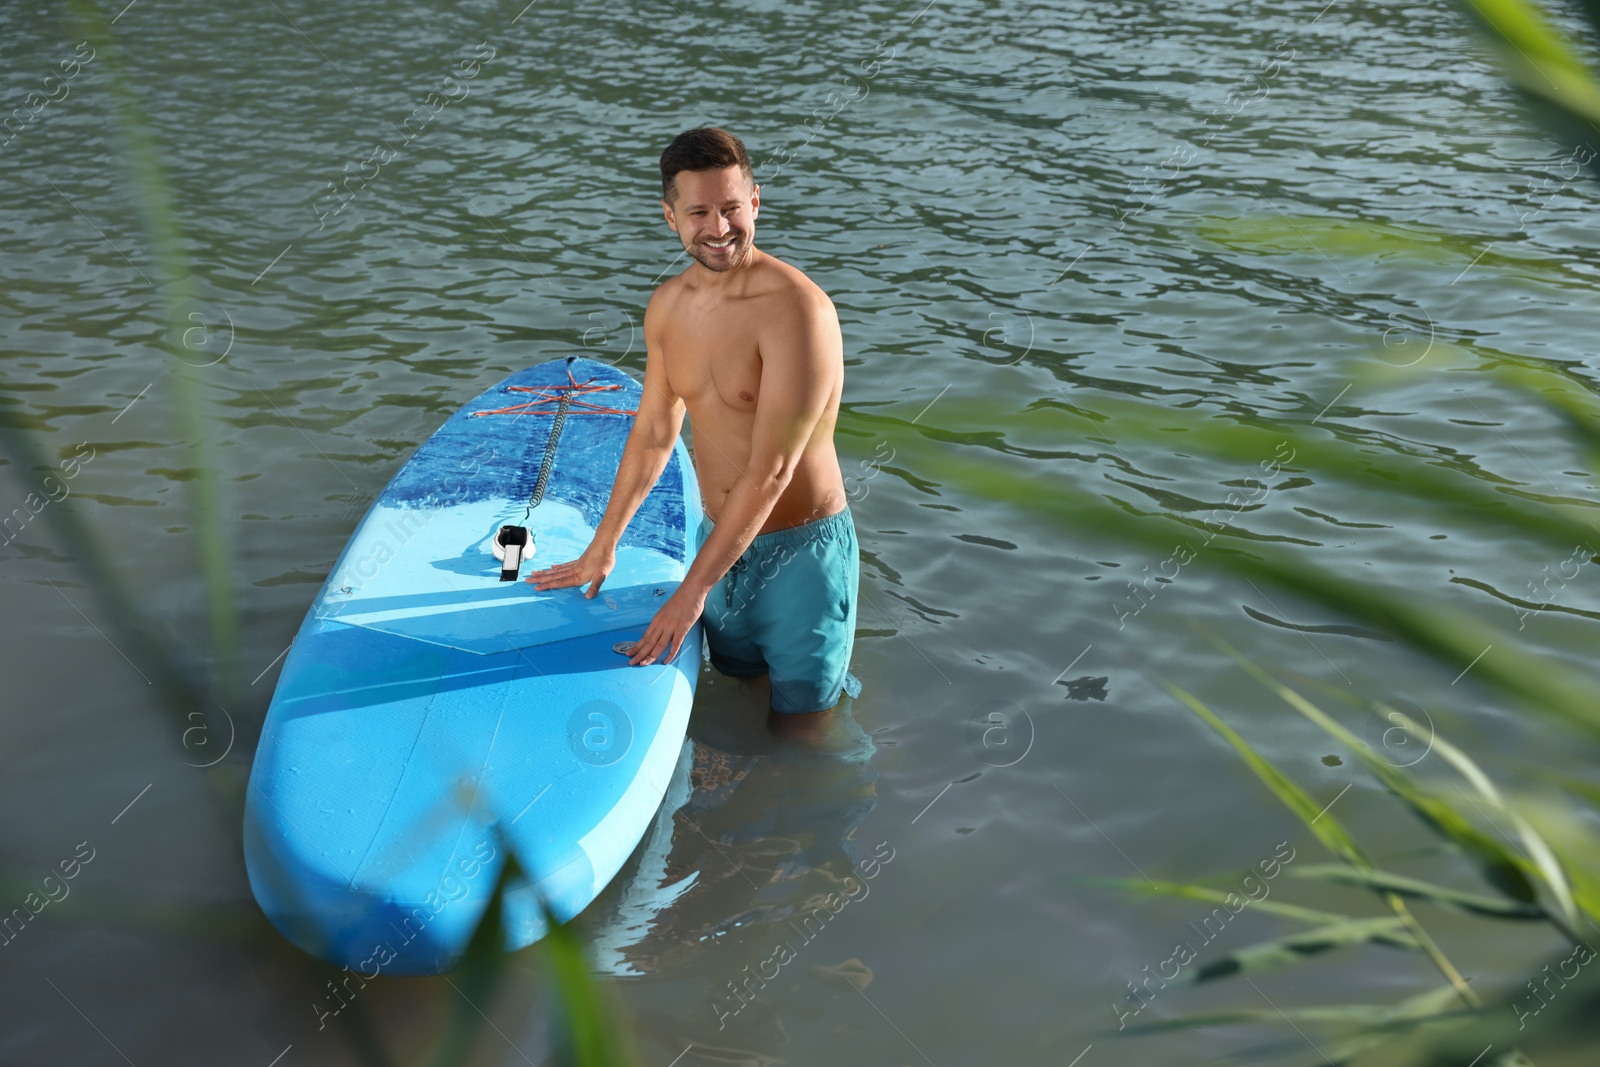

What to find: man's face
left=662, top=165, right=759, bottom=273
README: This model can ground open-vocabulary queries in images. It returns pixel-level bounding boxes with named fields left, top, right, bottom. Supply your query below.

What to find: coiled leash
left=470, top=359, right=637, bottom=581
left=489, top=389, right=568, bottom=580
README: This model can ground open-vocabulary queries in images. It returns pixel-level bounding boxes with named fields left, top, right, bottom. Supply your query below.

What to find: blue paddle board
left=243, top=356, right=703, bottom=976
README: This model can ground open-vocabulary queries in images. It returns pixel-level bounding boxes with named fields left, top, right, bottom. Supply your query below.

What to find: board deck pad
left=317, top=499, right=683, bottom=654
left=243, top=357, right=704, bottom=975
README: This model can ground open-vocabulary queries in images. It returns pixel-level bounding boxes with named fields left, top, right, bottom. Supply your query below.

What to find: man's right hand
left=527, top=541, right=616, bottom=597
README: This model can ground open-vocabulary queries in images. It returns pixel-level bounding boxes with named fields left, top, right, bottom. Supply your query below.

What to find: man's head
left=659, top=127, right=759, bottom=273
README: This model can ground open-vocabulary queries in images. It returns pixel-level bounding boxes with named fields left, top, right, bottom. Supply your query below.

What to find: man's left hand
left=627, top=586, right=706, bottom=666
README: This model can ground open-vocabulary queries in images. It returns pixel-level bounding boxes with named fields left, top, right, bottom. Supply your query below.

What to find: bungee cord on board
left=471, top=359, right=639, bottom=580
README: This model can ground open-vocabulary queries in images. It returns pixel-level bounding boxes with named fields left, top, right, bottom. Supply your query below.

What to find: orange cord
left=470, top=366, right=638, bottom=418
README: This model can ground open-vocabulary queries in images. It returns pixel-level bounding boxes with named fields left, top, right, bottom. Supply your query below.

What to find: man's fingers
left=638, top=627, right=678, bottom=666
left=527, top=560, right=571, bottom=582
left=643, top=626, right=671, bottom=666
left=527, top=559, right=603, bottom=591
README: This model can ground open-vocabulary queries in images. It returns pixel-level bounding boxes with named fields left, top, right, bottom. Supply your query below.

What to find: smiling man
left=528, top=127, right=863, bottom=720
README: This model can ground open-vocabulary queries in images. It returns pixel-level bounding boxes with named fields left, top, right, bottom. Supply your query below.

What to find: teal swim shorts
left=696, top=506, right=864, bottom=714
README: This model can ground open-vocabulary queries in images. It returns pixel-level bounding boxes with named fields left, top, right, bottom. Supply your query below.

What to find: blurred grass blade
left=1193, top=213, right=1590, bottom=286
left=1320, top=984, right=1483, bottom=1063
left=1285, top=864, right=1546, bottom=919
left=1161, top=680, right=1374, bottom=869
left=1334, top=956, right=1600, bottom=1063
left=538, top=893, right=641, bottom=1067
left=1216, top=639, right=1541, bottom=906
left=67, top=0, right=240, bottom=699
left=1115, top=982, right=1470, bottom=1035
left=308, top=957, right=397, bottom=1067
left=421, top=844, right=521, bottom=1067
left=1381, top=705, right=1582, bottom=935
left=1160, top=681, right=1480, bottom=1005
left=850, top=391, right=1600, bottom=551
left=1454, top=0, right=1600, bottom=166
left=1494, top=795, right=1600, bottom=922
left=0, top=411, right=207, bottom=724
left=1270, top=666, right=1592, bottom=936
left=1084, top=877, right=1350, bottom=926
left=1551, top=774, right=1600, bottom=811
left=1477, top=354, right=1600, bottom=458
left=1193, top=917, right=1420, bottom=984
left=858, top=420, right=1600, bottom=739
left=1460, top=0, right=1593, bottom=72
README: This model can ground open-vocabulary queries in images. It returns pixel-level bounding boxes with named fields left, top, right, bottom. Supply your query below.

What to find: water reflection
left=580, top=667, right=880, bottom=1057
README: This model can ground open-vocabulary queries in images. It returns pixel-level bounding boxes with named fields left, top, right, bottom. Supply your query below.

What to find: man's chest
left=661, top=316, right=764, bottom=415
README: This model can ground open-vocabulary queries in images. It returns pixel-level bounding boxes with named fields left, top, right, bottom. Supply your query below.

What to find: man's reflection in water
left=580, top=672, right=885, bottom=1062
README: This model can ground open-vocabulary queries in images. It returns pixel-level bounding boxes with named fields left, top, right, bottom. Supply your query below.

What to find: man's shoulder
left=645, top=251, right=833, bottom=319
left=752, top=252, right=834, bottom=316
left=644, top=274, right=690, bottom=330
left=650, top=271, right=691, bottom=304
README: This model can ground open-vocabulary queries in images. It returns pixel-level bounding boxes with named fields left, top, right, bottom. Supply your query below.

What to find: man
left=528, top=127, right=863, bottom=719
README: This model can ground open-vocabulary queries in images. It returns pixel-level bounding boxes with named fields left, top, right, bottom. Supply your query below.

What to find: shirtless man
left=528, top=127, right=863, bottom=717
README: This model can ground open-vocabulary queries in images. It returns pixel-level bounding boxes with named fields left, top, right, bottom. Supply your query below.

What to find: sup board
left=243, top=356, right=703, bottom=976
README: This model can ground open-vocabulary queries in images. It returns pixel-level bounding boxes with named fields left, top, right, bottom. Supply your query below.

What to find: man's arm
left=627, top=288, right=840, bottom=666
left=529, top=292, right=684, bottom=596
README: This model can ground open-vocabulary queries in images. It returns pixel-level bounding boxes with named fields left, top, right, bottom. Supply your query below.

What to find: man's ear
left=661, top=199, right=678, bottom=232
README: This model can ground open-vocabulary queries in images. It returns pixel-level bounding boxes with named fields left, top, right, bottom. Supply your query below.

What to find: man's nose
left=706, top=213, right=731, bottom=236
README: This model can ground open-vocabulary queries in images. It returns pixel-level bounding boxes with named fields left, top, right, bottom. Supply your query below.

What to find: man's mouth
left=702, top=237, right=736, bottom=250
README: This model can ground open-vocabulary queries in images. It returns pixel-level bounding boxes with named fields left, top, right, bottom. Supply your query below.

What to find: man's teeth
left=705, top=238, right=734, bottom=248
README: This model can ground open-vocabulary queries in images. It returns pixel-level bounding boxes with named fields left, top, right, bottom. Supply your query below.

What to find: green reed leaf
left=1505, top=794, right=1600, bottom=925
left=1157, top=686, right=1479, bottom=1005
left=1160, top=681, right=1373, bottom=869
left=1216, top=642, right=1541, bottom=907
left=539, top=890, right=641, bottom=1067
left=848, top=418, right=1600, bottom=739
left=421, top=844, right=520, bottom=1067
left=1381, top=706, right=1582, bottom=935
left=1115, top=982, right=1469, bottom=1036
left=1454, top=0, right=1600, bottom=167
left=1193, top=917, right=1420, bottom=984
left=1285, top=864, right=1547, bottom=919
left=67, top=0, right=240, bottom=698
left=1086, top=876, right=1349, bottom=926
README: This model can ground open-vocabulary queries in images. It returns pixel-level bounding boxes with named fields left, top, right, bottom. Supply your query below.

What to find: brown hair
left=659, top=127, right=753, bottom=204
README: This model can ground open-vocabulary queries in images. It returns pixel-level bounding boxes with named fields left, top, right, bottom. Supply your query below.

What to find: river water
left=4, top=0, right=1599, bottom=1064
